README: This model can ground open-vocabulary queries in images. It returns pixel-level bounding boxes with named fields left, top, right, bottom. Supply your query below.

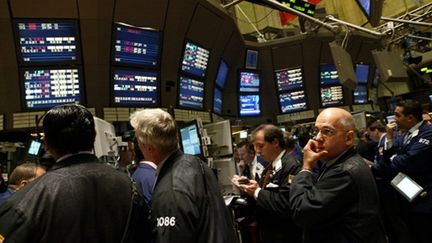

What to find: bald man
left=289, top=108, right=386, bottom=243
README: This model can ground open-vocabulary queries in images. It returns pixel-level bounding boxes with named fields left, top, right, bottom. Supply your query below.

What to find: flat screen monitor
left=429, top=94, right=432, bottom=103
left=27, top=139, right=43, bottom=157
left=215, top=59, right=229, bottom=89
left=245, top=49, right=258, bottom=69
left=20, top=67, right=83, bottom=110
left=112, top=22, right=161, bottom=67
left=239, top=70, right=260, bottom=92
left=355, top=64, right=369, bottom=85
left=372, top=68, right=380, bottom=87
left=275, top=67, right=304, bottom=92
left=179, top=120, right=202, bottom=156
left=353, top=85, right=368, bottom=104
left=320, top=85, right=344, bottom=107
left=203, top=120, right=233, bottom=157
left=111, top=68, right=159, bottom=106
left=213, top=87, right=222, bottom=115
left=279, top=90, right=307, bottom=113
left=239, top=94, right=261, bottom=116
left=181, top=40, right=210, bottom=78
left=355, top=0, right=384, bottom=27
left=320, top=64, right=340, bottom=85
left=178, top=75, right=204, bottom=110
left=14, top=20, right=81, bottom=64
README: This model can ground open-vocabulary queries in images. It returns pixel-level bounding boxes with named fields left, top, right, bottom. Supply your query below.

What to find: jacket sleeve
left=256, top=185, right=291, bottom=216
left=0, top=201, right=33, bottom=243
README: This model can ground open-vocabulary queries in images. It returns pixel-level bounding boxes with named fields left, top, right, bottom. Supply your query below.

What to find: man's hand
left=386, top=122, right=397, bottom=140
left=238, top=180, right=258, bottom=197
left=302, top=139, right=328, bottom=170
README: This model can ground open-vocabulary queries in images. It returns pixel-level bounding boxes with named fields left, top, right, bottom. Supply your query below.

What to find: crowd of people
left=0, top=99, right=430, bottom=243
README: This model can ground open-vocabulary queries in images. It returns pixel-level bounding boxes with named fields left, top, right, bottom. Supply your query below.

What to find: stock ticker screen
left=113, top=23, right=161, bottom=67
left=355, top=64, right=370, bottom=84
left=15, top=21, right=80, bottom=63
left=320, top=64, right=340, bottom=86
left=353, top=85, right=368, bottom=104
left=321, top=85, right=344, bottom=107
left=239, top=70, right=260, bottom=92
left=181, top=41, right=210, bottom=78
left=112, top=68, right=159, bottom=106
left=275, top=67, right=304, bottom=92
left=178, top=76, right=204, bottom=110
left=279, top=90, right=307, bottom=113
left=22, top=67, right=82, bottom=109
left=239, top=94, right=261, bottom=116
left=213, top=87, right=222, bottom=114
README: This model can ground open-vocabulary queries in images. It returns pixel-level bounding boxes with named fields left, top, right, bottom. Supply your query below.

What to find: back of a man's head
left=397, top=99, right=423, bottom=121
left=251, top=124, right=286, bottom=149
left=43, top=104, right=96, bottom=155
left=9, top=163, right=45, bottom=190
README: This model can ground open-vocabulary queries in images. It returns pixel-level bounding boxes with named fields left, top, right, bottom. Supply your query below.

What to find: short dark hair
left=368, top=120, right=386, bottom=133
left=251, top=124, right=285, bottom=149
left=397, top=99, right=423, bottom=121
left=9, top=163, right=39, bottom=186
left=237, top=140, right=255, bottom=154
left=43, top=104, right=96, bottom=155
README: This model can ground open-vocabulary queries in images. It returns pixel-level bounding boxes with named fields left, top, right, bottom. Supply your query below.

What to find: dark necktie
left=260, top=165, right=273, bottom=188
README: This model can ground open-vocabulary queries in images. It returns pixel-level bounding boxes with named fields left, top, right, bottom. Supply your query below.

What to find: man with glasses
left=289, top=108, right=386, bottom=243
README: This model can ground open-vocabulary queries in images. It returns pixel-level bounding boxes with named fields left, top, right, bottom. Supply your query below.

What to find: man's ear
left=42, top=137, right=49, bottom=152
left=346, top=130, right=355, bottom=145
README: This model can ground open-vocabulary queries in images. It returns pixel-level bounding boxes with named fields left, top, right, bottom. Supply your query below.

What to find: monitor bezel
left=278, top=90, right=308, bottom=114
left=177, top=74, right=205, bottom=111
left=178, top=119, right=203, bottom=157
left=238, top=69, right=261, bottom=93
left=179, top=39, right=211, bottom=80
left=215, top=58, right=229, bottom=89
left=274, top=66, right=305, bottom=92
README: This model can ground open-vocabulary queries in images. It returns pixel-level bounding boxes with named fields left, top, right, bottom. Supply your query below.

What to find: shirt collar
left=272, top=150, right=285, bottom=172
left=140, top=160, right=157, bottom=170
left=408, top=121, right=423, bottom=134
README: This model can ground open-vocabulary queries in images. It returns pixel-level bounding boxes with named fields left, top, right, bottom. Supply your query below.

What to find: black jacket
left=0, top=153, right=150, bottom=243
left=151, top=150, right=238, bottom=243
left=290, top=148, right=386, bottom=243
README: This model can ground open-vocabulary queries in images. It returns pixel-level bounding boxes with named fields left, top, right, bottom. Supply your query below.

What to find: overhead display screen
left=14, top=20, right=80, bottom=64
left=178, top=76, right=204, bottom=110
left=215, top=59, right=229, bottom=89
left=21, top=67, right=82, bottom=110
left=245, top=49, right=258, bottom=69
left=321, top=85, right=343, bottom=107
left=112, top=22, right=161, bottom=67
left=181, top=41, right=210, bottom=78
left=279, top=90, right=307, bottom=113
left=353, top=85, right=368, bottom=104
left=275, top=67, right=304, bottom=92
left=239, top=70, right=260, bottom=92
left=213, top=88, right=222, bottom=115
left=179, top=121, right=202, bottom=156
left=112, top=68, right=159, bottom=106
left=239, top=94, right=261, bottom=116
left=355, top=64, right=370, bottom=85
left=320, top=64, right=340, bottom=85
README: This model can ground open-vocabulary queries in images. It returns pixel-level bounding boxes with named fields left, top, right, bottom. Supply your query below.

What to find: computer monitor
left=215, top=59, right=229, bottom=89
left=212, top=157, right=238, bottom=194
left=239, top=70, right=260, bottom=92
left=13, top=19, right=81, bottom=64
left=429, top=94, right=432, bottom=103
left=353, top=85, right=368, bottom=104
left=112, top=22, right=161, bottom=67
left=180, top=40, right=210, bottom=78
left=355, top=64, right=370, bottom=85
left=245, top=49, right=258, bottom=69
left=239, top=94, right=261, bottom=116
left=320, top=64, right=340, bottom=86
left=20, top=67, right=83, bottom=110
left=320, top=85, right=344, bottom=107
left=27, top=139, right=43, bottom=157
left=203, top=120, right=233, bottom=157
left=111, top=67, right=159, bottom=106
left=213, top=87, right=223, bottom=115
left=279, top=90, right=307, bottom=113
left=355, top=0, right=384, bottom=27
left=275, top=67, right=304, bottom=92
left=179, top=120, right=203, bottom=156
left=178, top=75, right=204, bottom=110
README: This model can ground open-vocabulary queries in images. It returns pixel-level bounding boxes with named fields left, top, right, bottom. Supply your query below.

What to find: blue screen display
left=15, top=21, right=79, bottom=63
left=239, top=94, right=261, bottom=116
left=275, top=67, right=304, bottom=92
left=21, top=67, right=82, bottom=109
left=178, top=76, right=204, bottom=110
left=355, top=64, right=369, bottom=84
left=321, top=85, right=343, bottom=107
left=113, top=23, right=161, bottom=67
left=112, top=68, right=159, bottom=106
left=320, top=64, right=340, bottom=85
left=279, top=90, right=307, bottom=113
left=353, top=85, right=368, bottom=104
left=180, top=122, right=202, bottom=155
left=356, top=0, right=371, bottom=16
left=239, top=71, right=260, bottom=92
left=245, top=49, right=258, bottom=69
left=215, top=60, right=229, bottom=88
left=181, top=41, right=210, bottom=78
left=213, top=88, right=222, bottom=114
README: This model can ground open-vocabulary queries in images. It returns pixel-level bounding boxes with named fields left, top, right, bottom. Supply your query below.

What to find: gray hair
left=130, top=108, right=179, bottom=155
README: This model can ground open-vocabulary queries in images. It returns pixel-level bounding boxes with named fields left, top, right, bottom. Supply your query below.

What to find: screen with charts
left=14, top=20, right=80, bottom=64
left=178, top=76, right=204, bottom=110
left=321, top=85, right=343, bottom=107
left=111, top=68, right=159, bottom=106
left=239, top=70, right=260, bottom=92
left=355, top=64, right=370, bottom=85
left=320, top=64, right=340, bottom=85
left=215, top=59, right=229, bottom=89
left=279, top=90, right=307, bottom=113
left=239, top=94, right=261, bottom=116
left=181, top=41, right=210, bottom=78
left=21, top=67, right=82, bottom=110
left=213, top=87, right=222, bottom=115
left=353, top=85, right=368, bottom=104
left=179, top=121, right=202, bottom=156
left=275, top=67, right=304, bottom=92
left=112, top=22, right=161, bottom=67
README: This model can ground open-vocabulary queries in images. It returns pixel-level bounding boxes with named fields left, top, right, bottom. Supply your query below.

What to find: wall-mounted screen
left=353, top=85, right=368, bottom=104
left=245, top=49, right=258, bottom=69
left=215, top=59, right=229, bottom=89
left=429, top=94, right=432, bottom=103
left=213, top=88, right=222, bottom=115
left=178, top=76, right=204, bottom=110
left=179, top=120, right=202, bottom=156
left=320, top=64, right=340, bottom=85
left=20, top=67, right=83, bottom=110
left=279, top=90, right=307, bottom=113
left=112, top=22, right=161, bottom=67
left=355, top=64, right=369, bottom=85
left=14, top=20, right=81, bottom=64
left=239, top=70, right=260, bottom=92
left=355, top=0, right=384, bottom=27
left=239, top=94, right=261, bottom=116
left=181, top=41, right=210, bottom=78
left=111, top=68, right=159, bottom=106
left=275, top=67, right=304, bottom=92
left=320, top=85, right=343, bottom=107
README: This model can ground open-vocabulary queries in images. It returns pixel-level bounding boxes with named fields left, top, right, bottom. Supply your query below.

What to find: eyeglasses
left=312, top=127, right=337, bottom=138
